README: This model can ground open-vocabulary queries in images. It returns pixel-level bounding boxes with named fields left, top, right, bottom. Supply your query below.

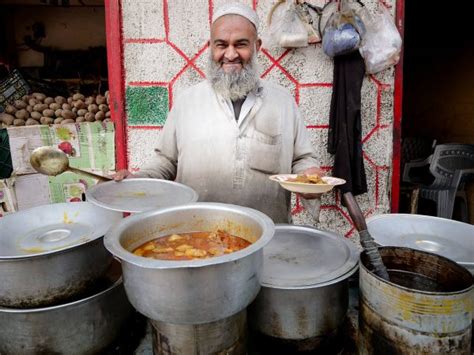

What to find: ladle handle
left=342, top=192, right=390, bottom=281
left=67, top=167, right=111, bottom=182
left=342, top=192, right=367, bottom=231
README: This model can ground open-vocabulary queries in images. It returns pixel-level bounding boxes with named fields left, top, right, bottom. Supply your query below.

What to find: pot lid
left=367, top=214, right=474, bottom=270
left=0, top=202, right=122, bottom=259
left=261, top=225, right=359, bottom=289
left=85, top=178, right=199, bottom=213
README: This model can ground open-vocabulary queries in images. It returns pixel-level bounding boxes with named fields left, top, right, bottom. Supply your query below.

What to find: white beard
left=207, top=54, right=260, bottom=101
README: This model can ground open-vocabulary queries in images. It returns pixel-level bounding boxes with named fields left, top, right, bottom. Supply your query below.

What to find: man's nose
left=224, top=46, right=239, bottom=61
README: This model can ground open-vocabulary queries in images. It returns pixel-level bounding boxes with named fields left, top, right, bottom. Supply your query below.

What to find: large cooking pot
left=104, top=202, right=275, bottom=324
left=248, top=225, right=359, bottom=353
left=359, top=247, right=473, bottom=354
left=0, top=264, right=134, bottom=354
left=0, top=202, right=122, bottom=307
left=366, top=214, right=474, bottom=274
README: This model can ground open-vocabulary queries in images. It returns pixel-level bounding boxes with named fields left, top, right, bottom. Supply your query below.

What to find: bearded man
left=114, top=2, right=322, bottom=223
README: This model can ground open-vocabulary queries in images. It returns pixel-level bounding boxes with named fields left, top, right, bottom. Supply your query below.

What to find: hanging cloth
left=327, top=50, right=367, bottom=195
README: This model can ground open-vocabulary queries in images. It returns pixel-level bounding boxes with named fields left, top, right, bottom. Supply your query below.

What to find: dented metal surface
left=151, top=309, right=247, bottom=355
left=359, top=247, right=473, bottom=354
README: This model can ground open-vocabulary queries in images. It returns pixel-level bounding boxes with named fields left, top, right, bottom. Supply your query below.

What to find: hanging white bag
left=359, top=5, right=402, bottom=74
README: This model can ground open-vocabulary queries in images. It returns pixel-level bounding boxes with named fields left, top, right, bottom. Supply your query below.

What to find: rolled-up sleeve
left=291, top=101, right=319, bottom=173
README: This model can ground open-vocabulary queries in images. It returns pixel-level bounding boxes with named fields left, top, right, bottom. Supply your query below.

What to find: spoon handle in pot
left=67, top=167, right=111, bottom=182
left=342, top=192, right=390, bottom=281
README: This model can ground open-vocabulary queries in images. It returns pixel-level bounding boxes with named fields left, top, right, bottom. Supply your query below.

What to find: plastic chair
left=403, top=144, right=474, bottom=221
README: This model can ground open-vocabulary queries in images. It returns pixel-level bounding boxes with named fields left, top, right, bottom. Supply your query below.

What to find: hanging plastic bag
left=264, top=0, right=308, bottom=49
left=358, top=6, right=402, bottom=74
left=322, top=6, right=362, bottom=57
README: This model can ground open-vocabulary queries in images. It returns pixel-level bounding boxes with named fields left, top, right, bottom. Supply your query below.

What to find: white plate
left=269, top=174, right=346, bottom=194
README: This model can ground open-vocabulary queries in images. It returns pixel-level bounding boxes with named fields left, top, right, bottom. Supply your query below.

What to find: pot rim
left=104, top=202, right=275, bottom=269
left=261, top=262, right=359, bottom=290
left=360, top=246, right=474, bottom=296
left=0, top=276, right=123, bottom=314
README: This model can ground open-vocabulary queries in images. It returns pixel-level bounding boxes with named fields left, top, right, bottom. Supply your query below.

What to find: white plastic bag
left=264, top=0, right=308, bottom=49
left=358, top=6, right=402, bottom=74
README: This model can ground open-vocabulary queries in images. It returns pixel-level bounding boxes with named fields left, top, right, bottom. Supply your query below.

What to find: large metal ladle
left=30, top=146, right=111, bottom=182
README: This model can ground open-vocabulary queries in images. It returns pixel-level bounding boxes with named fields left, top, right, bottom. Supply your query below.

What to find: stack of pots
left=248, top=225, right=359, bottom=354
left=0, top=202, right=134, bottom=354
left=104, top=202, right=275, bottom=354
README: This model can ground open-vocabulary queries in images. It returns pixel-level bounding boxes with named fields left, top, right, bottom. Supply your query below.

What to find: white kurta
left=136, top=80, right=318, bottom=223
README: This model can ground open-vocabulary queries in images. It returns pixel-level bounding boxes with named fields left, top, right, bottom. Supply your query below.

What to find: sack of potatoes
left=0, top=91, right=111, bottom=127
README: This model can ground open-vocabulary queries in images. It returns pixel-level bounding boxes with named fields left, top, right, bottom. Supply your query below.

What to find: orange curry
left=133, top=230, right=251, bottom=260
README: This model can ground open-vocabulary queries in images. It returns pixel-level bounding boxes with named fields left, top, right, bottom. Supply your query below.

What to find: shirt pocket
left=247, top=130, right=282, bottom=174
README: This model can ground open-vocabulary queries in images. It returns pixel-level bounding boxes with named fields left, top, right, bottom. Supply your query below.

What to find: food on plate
left=133, top=230, right=251, bottom=260
left=287, top=174, right=326, bottom=184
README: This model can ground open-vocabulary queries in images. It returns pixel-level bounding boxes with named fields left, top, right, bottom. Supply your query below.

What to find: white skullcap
left=212, top=2, right=259, bottom=29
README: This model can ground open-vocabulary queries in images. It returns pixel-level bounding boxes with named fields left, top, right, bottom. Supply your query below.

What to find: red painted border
left=105, top=0, right=128, bottom=170
left=391, top=0, right=405, bottom=212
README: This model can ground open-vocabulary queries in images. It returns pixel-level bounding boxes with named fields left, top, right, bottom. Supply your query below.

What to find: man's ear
left=207, top=39, right=211, bottom=47
left=256, top=38, right=262, bottom=52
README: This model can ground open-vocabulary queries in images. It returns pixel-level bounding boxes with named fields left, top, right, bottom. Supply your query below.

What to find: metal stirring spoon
left=30, top=146, right=111, bottom=182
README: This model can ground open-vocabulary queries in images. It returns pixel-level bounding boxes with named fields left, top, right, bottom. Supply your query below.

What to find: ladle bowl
left=30, top=146, right=110, bottom=181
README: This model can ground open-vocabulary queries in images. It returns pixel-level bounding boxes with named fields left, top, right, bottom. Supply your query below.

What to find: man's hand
left=112, top=169, right=133, bottom=181
left=298, top=166, right=324, bottom=200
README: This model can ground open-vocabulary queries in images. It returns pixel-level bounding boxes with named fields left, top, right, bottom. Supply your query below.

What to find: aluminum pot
left=0, top=267, right=134, bottom=355
left=248, top=225, right=359, bottom=352
left=104, top=202, right=275, bottom=324
left=0, top=202, right=123, bottom=307
left=359, top=246, right=473, bottom=354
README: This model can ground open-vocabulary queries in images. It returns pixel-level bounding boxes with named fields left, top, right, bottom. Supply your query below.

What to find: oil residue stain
left=63, top=212, right=74, bottom=224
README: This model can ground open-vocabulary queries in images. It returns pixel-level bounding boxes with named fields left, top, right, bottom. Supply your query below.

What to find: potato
left=28, top=98, right=38, bottom=106
left=85, top=96, right=95, bottom=105
left=61, top=118, right=76, bottom=124
left=95, top=111, right=105, bottom=121
left=30, top=111, right=42, bottom=120
left=105, top=91, right=110, bottom=104
left=32, top=93, right=46, bottom=101
left=67, top=97, right=73, bottom=104
left=15, top=109, right=29, bottom=120
left=105, top=111, right=111, bottom=118
left=13, top=118, right=26, bottom=126
left=61, top=110, right=76, bottom=120
left=84, top=112, right=95, bottom=122
left=14, top=100, right=27, bottom=109
left=98, top=104, right=109, bottom=112
left=26, top=105, right=33, bottom=113
left=74, top=100, right=86, bottom=110
left=44, top=97, right=54, bottom=105
left=0, top=113, right=15, bottom=125
left=62, top=103, right=71, bottom=111
left=54, top=109, right=63, bottom=118
left=72, top=93, right=85, bottom=101
left=49, top=103, right=61, bottom=111
left=54, top=96, right=66, bottom=105
left=72, top=107, right=78, bottom=113
left=76, top=116, right=86, bottom=123
left=26, top=118, right=39, bottom=126
left=95, top=95, right=106, bottom=105
left=5, top=104, right=16, bottom=114
left=88, top=104, right=98, bottom=114
left=40, top=117, right=54, bottom=125
left=33, top=103, right=48, bottom=112
left=54, top=117, right=64, bottom=124
left=42, top=109, right=55, bottom=118
left=77, top=109, right=88, bottom=116
left=21, top=95, right=30, bottom=102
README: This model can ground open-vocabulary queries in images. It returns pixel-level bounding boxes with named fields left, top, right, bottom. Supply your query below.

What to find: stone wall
left=120, top=0, right=399, bottom=240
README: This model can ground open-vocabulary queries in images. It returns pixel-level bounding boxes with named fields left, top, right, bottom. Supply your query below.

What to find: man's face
left=210, top=15, right=262, bottom=73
